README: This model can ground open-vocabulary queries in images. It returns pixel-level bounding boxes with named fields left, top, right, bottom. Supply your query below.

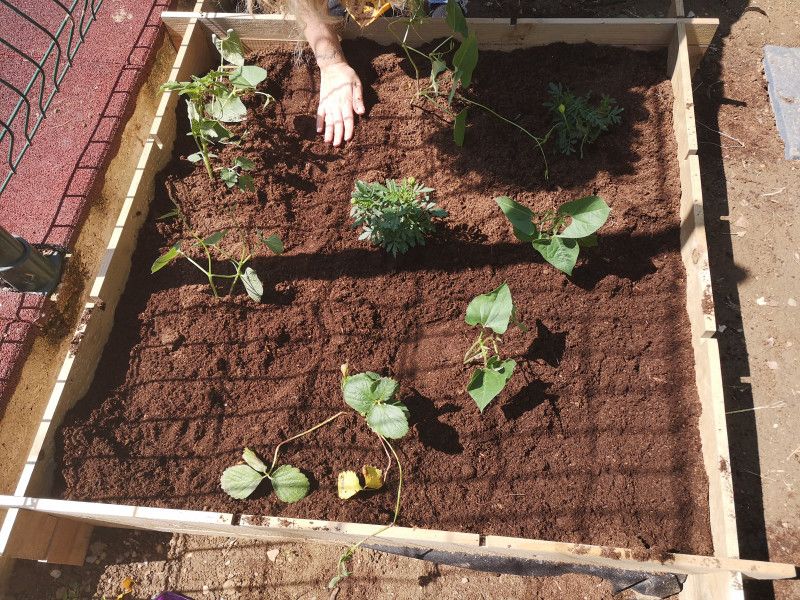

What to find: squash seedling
left=495, top=195, right=611, bottom=276
left=151, top=227, right=283, bottom=302
left=330, top=365, right=410, bottom=589
left=350, top=178, right=447, bottom=256
left=160, top=29, right=271, bottom=181
left=464, top=283, right=525, bottom=412
left=221, top=412, right=346, bottom=502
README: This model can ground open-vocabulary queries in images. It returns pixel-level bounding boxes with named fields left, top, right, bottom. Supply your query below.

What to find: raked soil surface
left=56, top=40, right=712, bottom=555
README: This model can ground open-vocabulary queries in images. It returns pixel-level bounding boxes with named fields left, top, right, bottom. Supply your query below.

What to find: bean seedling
left=151, top=226, right=283, bottom=302
left=160, top=29, right=271, bottom=180
left=464, top=283, right=524, bottom=412
left=495, top=195, right=611, bottom=275
left=350, top=178, right=447, bottom=256
left=544, top=82, right=623, bottom=158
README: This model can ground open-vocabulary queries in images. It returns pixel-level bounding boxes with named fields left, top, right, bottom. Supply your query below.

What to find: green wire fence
left=0, top=0, right=105, bottom=197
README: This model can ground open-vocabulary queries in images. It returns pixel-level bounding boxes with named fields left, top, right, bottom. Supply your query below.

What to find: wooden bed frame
left=0, top=1, right=796, bottom=597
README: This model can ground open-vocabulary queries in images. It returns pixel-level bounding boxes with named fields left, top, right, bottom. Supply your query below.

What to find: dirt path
left=2, top=1, right=799, bottom=599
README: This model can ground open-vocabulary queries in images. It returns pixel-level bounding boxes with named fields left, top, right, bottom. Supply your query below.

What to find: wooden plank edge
left=0, top=0, right=210, bottom=564
left=161, top=13, right=718, bottom=49
left=0, top=496, right=794, bottom=581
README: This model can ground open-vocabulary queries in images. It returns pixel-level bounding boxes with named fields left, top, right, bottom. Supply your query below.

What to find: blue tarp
left=764, top=45, right=800, bottom=160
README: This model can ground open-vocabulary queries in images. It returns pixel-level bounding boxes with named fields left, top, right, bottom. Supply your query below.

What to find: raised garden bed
left=1, top=9, right=796, bottom=599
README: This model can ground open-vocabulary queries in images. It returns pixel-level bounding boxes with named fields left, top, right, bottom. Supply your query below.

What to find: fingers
left=342, top=103, right=355, bottom=143
left=352, top=80, right=365, bottom=115
left=316, top=107, right=325, bottom=134
left=324, top=107, right=345, bottom=146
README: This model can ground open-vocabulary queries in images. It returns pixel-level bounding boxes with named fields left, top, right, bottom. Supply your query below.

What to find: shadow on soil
left=689, top=1, right=777, bottom=598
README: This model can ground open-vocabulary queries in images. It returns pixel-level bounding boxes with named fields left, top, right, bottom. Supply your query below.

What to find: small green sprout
left=350, top=178, right=447, bottom=256
left=544, top=82, right=623, bottom=157
left=220, top=409, right=348, bottom=502
left=219, top=156, right=255, bottom=191
left=463, top=283, right=524, bottom=413
left=495, top=195, right=611, bottom=275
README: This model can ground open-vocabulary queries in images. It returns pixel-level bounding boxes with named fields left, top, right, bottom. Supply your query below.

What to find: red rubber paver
left=0, top=0, right=173, bottom=414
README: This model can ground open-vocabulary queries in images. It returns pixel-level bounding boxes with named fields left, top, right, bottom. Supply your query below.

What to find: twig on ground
left=726, top=401, right=786, bottom=415
left=697, top=121, right=746, bottom=147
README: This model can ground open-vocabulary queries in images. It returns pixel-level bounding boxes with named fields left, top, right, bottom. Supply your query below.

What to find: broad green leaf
left=220, top=464, right=263, bottom=499
left=466, top=358, right=516, bottom=413
left=362, top=465, right=383, bottom=490
left=557, top=195, right=610, bottom=239
left=200, top=230, right=226, bottom=247
left=465, top=283, right=514, bottom=335
left=186, top=152, right=204, bottom=164
left=454, top=108, right=468, bottom=147
left=337, top=470, right=362, bottom=499
left=206, top=95, right=248, bottom=123
left=269, top=465, right=310, bottom=503
left=446, top=0, right=469, bottom=37
left=241, top=266, right=263, bottom=302
left=151, top=243, right=181, bottom=274
left=366, top=403, right=409, bottom=439
left=452, top=32, right=478, bottom=90
left=343, top=372, right=381, bottom=415
left=372, top=377, right=399, bottom=403
left=214, top=29, right=245, bottom=67
left=260, top=233, right=284, bottom=254
left=242, top=447, right=268, bottom=473
left=234, top=156, right=255, bottom=170
left=237, top=174, right=255, bottom=191
left=229, top=65, right=267, bottom=89
left=494, top=196, right=536, bottom=241
left=533, top=236, right=580, bottom=275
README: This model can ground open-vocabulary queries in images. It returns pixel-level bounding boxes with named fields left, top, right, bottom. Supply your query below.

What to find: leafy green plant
left=544, top=82, right=623, bottom=158
left=495, top=195, right=611, bottom=275
left=350, top=178, right=447, bottom=256
left=463, top=283, right=524, bottom=412
left=329, top=365, right=410, bottom=589
left=160, top=29, right=271, bottom=180
left=220, top=156, right=255, bottom=190
left=221, top=412, right=346, bottom=502
left=151, top=227, right=283, bottom=301
left=389, top=1, right=552, bottom=172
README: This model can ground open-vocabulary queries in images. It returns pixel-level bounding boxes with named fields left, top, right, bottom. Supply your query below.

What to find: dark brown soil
left=55, top=40, right=713, bottom=555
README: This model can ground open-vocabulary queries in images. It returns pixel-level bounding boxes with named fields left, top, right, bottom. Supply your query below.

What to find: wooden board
left=0, top=0, right=215, bottom=567
left=0, top=496, right=794, bottom=582
left=3, top=13, right=783, bottom=600
left=161, top=12, right=717, bottom=54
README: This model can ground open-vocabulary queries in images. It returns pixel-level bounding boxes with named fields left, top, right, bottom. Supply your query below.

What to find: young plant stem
left=332, top=436, right=403, bottom=587
left=269, top=411, right=347, bottom=473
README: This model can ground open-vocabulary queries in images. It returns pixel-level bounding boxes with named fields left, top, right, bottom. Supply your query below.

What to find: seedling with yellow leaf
left=337, top=465, right=384, bottom=499
left=330, top=366, right=409, bottom=589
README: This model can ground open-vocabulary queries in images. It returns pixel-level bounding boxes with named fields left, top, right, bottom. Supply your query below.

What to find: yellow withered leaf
left=337, top=470, right=362, bottom=499
left=362, top=465, right=383, bottom=490
left=121, top=577, right=135, bottom=593
left=343, top=0, right=393, bottom=27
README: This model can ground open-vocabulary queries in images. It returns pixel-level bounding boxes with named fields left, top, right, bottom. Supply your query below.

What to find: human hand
left=316, top=62, right=365, bottom=147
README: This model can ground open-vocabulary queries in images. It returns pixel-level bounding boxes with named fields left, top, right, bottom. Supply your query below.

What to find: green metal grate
left=0, top=0, right=104, bottom=197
